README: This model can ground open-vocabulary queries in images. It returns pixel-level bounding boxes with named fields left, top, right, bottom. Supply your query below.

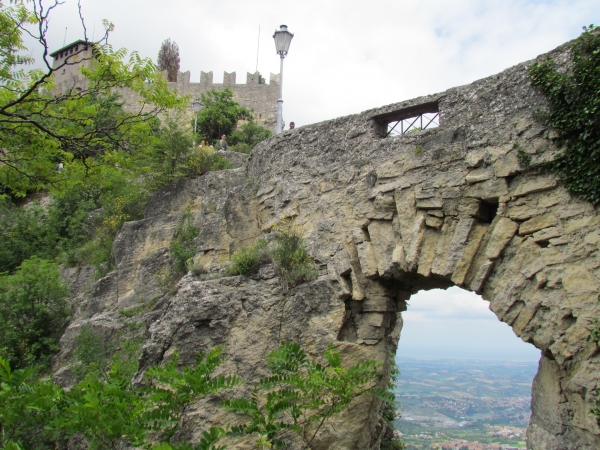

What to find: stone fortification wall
left=169, top=70, right=280, bottom=132
left=55, top=37, right=600, bottom=450
left=49, top=42, right=279, bottom=133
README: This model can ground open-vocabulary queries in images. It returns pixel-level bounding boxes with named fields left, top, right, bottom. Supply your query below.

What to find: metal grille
left=385, top=112, right=440, bottom=137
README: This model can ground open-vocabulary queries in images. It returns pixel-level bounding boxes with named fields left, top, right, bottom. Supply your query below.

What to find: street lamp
left=273, top=24, right=293, bottom=134
left=192, top=97, right=202, bottom=145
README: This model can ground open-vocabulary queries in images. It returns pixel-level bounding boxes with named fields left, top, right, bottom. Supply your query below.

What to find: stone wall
left=50, top=41, right=279, bottom=132
left=170, top=70, right=280, bottom=132
left=55, top=37, right=600, bottom=449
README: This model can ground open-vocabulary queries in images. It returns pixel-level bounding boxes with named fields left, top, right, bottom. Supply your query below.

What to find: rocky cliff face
left=56, top=38, right=600, bottom=449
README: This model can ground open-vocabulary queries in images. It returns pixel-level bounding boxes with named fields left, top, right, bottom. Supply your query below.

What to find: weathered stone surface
left=562, top=266, right=598, bottom=294
left=465, top=178, right=509, bottom=200
left=416, top=198, right=443, bottom=209
left=512, top=175, right=558, bottom=197
left=508, top=204, right=542, bottom=221
left=485, top=218, right=519, bottom=259
left=493, top=152, right=521, bottom=177
left=519, top=214, right=559, bottom=235
left=53, top=36, right=600, bottom=450
left=533, top=226, right=563, bottom=243
left=465, top=168, right=493, bottom=184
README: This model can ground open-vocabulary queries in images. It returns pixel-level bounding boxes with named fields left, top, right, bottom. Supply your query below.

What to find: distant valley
left=393, top=357, right=538, bottom=449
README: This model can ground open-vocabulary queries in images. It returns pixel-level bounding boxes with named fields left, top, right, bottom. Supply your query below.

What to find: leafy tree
left=0, top=341, right=387, bottom=450
left=0, top=258, right=70, bottom=369
left=144, top=112, right=194, bottom=187
left=0, top=199, right=56, bottom=273
left=157, top=38, right=181, bottom=82
left=528, top=25, right=600, bottom=205
left=229, top=119, right=272, bottom=149
left=222, top=342, right=387, bottom=449
left=196, top=88, right=251, bottom=141
left=0, top=0, right=183, bottom=196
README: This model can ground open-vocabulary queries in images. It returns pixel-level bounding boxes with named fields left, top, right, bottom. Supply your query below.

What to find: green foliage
left=229, top=120, right=272, bottom=149
left=379, top=356, right=405, bottom=450
left=0, top=357, right=65, bottom=449
left=144, top=114, right=194, bottom=188
left=225, top=219, right=318, bottom=290
left=142, top=349, right=239, bottom=444
left=72, top=324, right=115, bottom=381
left=229, top=142, right=253, bottom=154
left=514, top=142, right=532, bottom=168
left=0, top=167, right=151, bottom=276
left=528, top=25, right=600, bottom=205
left=0, top=200, right=56, bottom=273
left=0, top=1, right=183, bottom=196
left=222, top=342, right=384, bottom=449
left=170, top=208, right=200, bottom=275
left=225, top=239, right=268, bottom=276
left=187, top=146, right=231, bottom=176
left=195, top=89, right=252, bottom=141
left=258, top=73, right=266, bottom=84
left=271, top=218, right=318, bottom=290
left=0, top=348, right=237, bottom=450
left=0, top=258, right=70, bottom=369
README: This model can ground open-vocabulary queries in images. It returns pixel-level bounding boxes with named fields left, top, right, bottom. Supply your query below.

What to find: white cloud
left=404, top=287, right=494, bottom=322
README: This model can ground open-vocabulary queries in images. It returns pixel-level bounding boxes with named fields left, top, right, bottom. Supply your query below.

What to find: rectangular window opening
left=372, top=101, right=440, bottom=138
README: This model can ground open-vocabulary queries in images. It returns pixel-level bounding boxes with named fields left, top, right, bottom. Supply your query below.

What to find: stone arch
left=245, top=38, right=600, bottom=449
left=331, top=180, right=599, bottom=447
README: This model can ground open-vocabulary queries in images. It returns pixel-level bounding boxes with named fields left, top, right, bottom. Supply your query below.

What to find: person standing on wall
left=219, top=134, right=228, bottom=151
left=289, top=122, right=295, bottom=130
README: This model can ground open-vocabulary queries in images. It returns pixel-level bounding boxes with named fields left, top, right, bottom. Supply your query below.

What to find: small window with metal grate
left=373, top=101, right=440, bottom=138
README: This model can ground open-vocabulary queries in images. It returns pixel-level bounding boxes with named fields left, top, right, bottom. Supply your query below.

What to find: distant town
left=393, top=357, right=538, bottom=449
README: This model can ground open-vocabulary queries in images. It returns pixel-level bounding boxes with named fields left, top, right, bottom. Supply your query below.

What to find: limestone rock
left=53, top=35, right=600, bottom=450
left=512, top=175, right=559, bottom=197
left=519, top=214, right=559, bottom=235
left=465, top=178, right=509, bottom=201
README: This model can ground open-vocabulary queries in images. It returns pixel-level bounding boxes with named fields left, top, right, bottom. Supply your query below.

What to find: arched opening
left=394, top=287, right=540, bottom=449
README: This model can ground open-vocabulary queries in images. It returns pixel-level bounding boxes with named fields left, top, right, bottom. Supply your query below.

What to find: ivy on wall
left=528, top=25, right=600, bottom=205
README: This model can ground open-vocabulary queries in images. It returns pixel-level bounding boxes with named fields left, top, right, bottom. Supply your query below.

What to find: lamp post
left=273, top=24, right=293, bottom=134
left=192, top=97, right=202, bottom=145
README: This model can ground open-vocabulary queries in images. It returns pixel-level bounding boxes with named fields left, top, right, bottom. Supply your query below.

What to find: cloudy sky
left=34, top=0, right=599, bottom=127
left=398, top=288, right=541, bottom=361
left=29, top=0, right=597, bottom=361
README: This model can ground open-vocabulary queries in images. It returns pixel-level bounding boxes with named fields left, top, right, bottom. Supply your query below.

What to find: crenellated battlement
left=49, top=40, right=282, bottom=132
left=170, top=70, right=280, bottom=131
left=194, top=71, right=280, bottom=87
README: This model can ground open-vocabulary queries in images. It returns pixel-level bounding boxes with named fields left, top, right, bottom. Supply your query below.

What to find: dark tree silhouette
left=157, top=38, right=180, bottom=82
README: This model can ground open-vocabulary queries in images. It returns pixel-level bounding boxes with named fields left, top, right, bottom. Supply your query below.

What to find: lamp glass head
left=273, top=24, right=294, bottom=56
left=192, top=98, right=202, bottom=113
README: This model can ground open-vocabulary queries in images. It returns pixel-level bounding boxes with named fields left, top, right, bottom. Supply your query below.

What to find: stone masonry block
left=465, top=178, right=509, bottom=201
left=519, top=214, right=559, bottom=236
left=485, top=217, right=519, bottom=259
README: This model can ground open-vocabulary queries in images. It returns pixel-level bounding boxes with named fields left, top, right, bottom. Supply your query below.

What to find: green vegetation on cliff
left=226, top=217, right=318, bottom=290
left=529, top=25, right=600, bottom=205
left=0, top=343, right=387, bottom=450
